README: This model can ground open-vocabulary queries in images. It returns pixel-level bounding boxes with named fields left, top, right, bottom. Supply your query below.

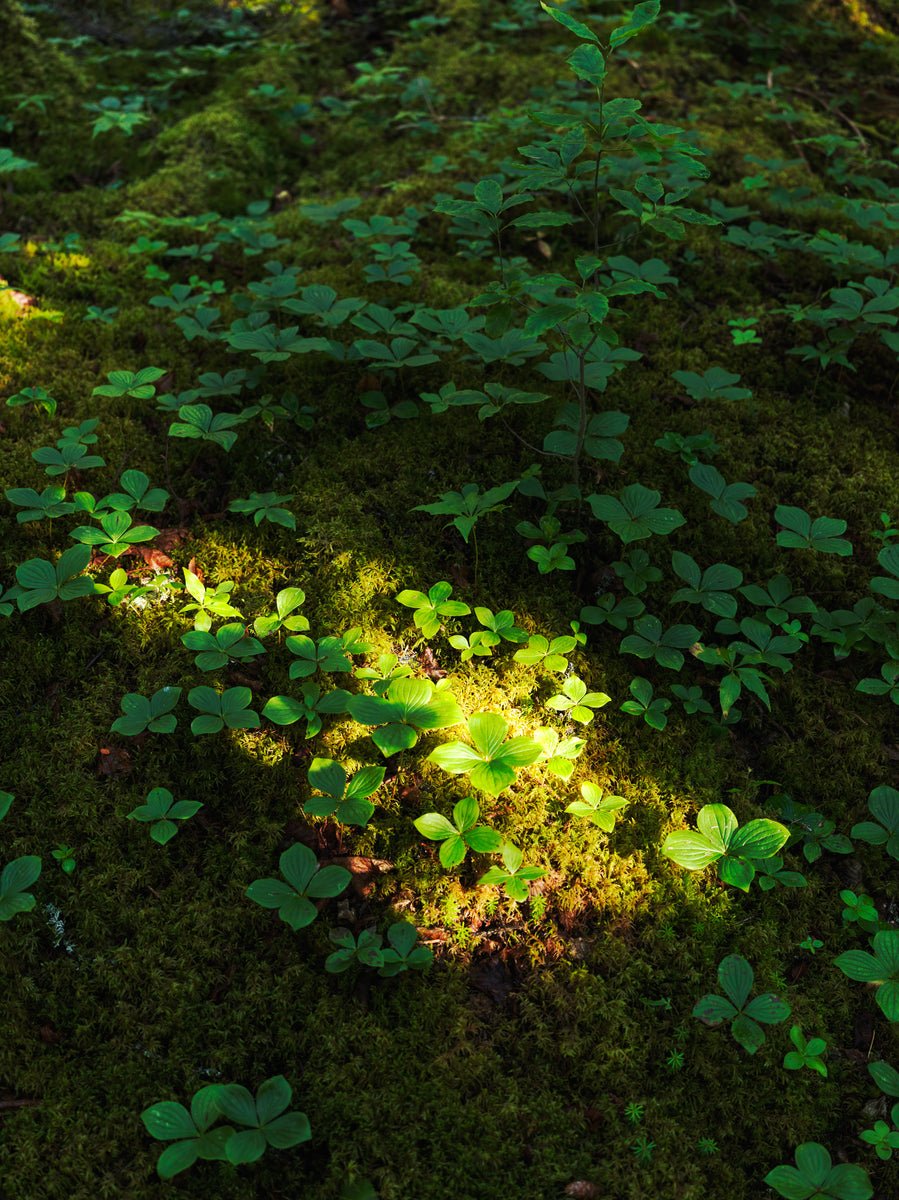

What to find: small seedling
left=476, top=842, right=545, bottom=902
left=127, top=788, right=202, bottom=845
left=545, top=676, right=611, bottom=723
left=51, top=845, right=76, bottom=874
left=565, top=783, right=627, bottom=832
left=620, top=677, right=671, bottom=730
left=783, top=1026, right=827, bottom=1077
left=413, top=796, right=503, bottom=867
left=395, top=581, right=471, bottom=638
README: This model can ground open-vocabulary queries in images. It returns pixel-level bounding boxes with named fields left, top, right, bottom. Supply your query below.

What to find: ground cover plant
left=1, top=0, right=899, bottom=1197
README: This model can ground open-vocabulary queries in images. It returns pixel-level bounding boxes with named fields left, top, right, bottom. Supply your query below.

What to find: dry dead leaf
left=136, top=546, right=173, bottom=571
left=97, top=746, right=133, bottom=777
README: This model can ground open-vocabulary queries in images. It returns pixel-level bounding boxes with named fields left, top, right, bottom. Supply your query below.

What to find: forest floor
left=1, top=1, right=899, bottom=1198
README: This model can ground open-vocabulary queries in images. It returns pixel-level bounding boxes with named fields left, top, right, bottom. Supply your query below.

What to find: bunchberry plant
left=860, top=1112, right=899, bottom=1160
left=395, top=581, right=471, bottom=638
left=513, top=633, right=577, bottom=672
left=215, top=1077, right=311, bottom=1165
left=850, top=785, right=899, bottom=860
left=783, top=1026, right=828, bottom=1077
left=246, top=843, right=351, bottom=931
left=141, top=1085, right=235, bottom=1179
left=856, top=661, right=899, bottom=706
left=304, top=758, right=385, bottom=827
left=754, top=856, right=807, bottom=891
left=663, top=803, right=790, bottom=891
left=728, top=317, right=762, bottom=345
left=32, top=438, right=105, bottom=478
left=253, top=587, right=309, bottom=637
left=620, top=677, right=671, bottom=730
left=262, top=684, right=351, bottom=739
left=347, top=677, right=463, bottom=757
left=474, top=606, right=527, bottom=643
left=286, top=635, right=352, bottom=679
left=353, top=653, right=413, bottom=696
left=188, top=686, right=260, bottom=735
left=670, top=684, right=713, bottom=716
left=834, top=931, right=899, bottom=1021
left=414, top=796, right=503, bottom=868
left=774, top=506, right=853, bottom=556
left=325, top=928, right=385, bottom=973
left=532, top=727, right=585, bottom=780
left=476, top=842, right=545, bottom=902
left=377, top=922, right=435, bottom=976
left=0, top=853, right=41, bottom=921
left=620, top=615, right=701, bottom=671
left=764, top=1143, right=872, bottom=1200
left=693, top=954, right=790, bottom=1054
left=182, top=624, right=265, bottom=671
left=448, top=629, right=502, bottom=662
left=545, top=676, right=610, bottom=723
left=5, top=484, right=73, bottom=523
left=6, top=385, right=56, bottom=415
left=14, top=545, right=95, bottom=610
left=228, top=492, right=296, bottom=529
left=70, top=511, right=160, bottom=557
left=51, top=845, right=76, bottom=874
left=672, top=366, right=752, bottom=402
left=127, top=788, right=202, bottom=845
left=111, top=687, right=181, bottom=736
left=688, top=463, right=756, bottom=524
left=565, top=783, right=627, bottom=832
left=840, top=890, right=880, bottom=932
left=179, top=569, right=242, bottom=631
left=104, top=469, right=169, bottom=513
left=428, top=713, right=542, bottom=795
left=169, top=404, right=246, bottom=451
left=670, top=553, right=743, bottom=617
left=141, top=1077, right=310, bottom=1177
left=588, top=484, right=685, bottom=544
left=413, top=480, right=518, bottom=544
left=85, top=305, right=118, bottom=323
left=93, top=367, right=166, bottom=400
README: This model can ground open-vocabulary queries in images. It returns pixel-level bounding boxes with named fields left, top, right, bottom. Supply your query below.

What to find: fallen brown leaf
left=418, top=646, right=445, bottom=681
left=97, top=746, right=133, bottom=777
left=136, top=546, right=173, bottom=571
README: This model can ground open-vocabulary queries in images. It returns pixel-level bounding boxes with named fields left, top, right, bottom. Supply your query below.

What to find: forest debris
left=0, top=279, right=35, bottom=312
left=329, top=855, right=394, bottom=897
left=97, top=746, right=133, bottom=777
left=418, top=646, right=445, bottom=681
left=136, top=545, right=174, bottom=571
